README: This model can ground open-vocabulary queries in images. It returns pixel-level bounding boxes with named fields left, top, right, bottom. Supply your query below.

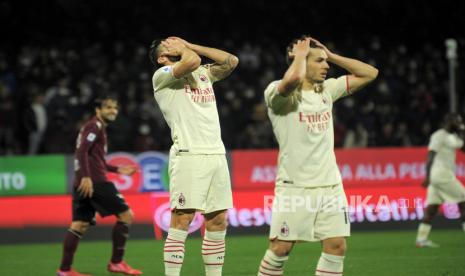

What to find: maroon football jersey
left=74, top=116, right=117, bottom=187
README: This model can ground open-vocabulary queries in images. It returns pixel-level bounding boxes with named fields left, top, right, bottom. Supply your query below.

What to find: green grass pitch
left=1, top=230, right=464, bottom=275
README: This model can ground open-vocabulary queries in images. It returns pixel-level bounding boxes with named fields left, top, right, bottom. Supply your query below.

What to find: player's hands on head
left=310, top=37, right=333, bottom=57
left=78, top=177, right=94, bottom=198
left=161, top=38, right=186, bottom=57
left=168, top=36, right=192, bottom=48
left=117, top=166, right=138, bottom=176
left=290, top=38, right=311, bottom=59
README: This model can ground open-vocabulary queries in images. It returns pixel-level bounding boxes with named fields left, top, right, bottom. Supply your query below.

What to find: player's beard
left=167, top=56, right=181, bottom=62
left=102, top=114, right=117, bottom=123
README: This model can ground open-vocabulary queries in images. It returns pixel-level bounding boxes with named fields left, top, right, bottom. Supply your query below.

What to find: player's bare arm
left=162, top=39, right=201, bottom=78
left=277, top=38, right=310, bottom=96
left=423, top=151, right=436, bottom=187
left=117, top=166, right=137, bottom=176
left=312, top=38, right=378, bottom=93
left=208, top=54, right=239, bottom=80
left=169, top=36, right=239, bottom=80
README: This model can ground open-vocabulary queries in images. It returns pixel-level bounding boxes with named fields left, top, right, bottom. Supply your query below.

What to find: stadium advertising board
left=0, top=190, right=462, bottom=230
left=150, top=189, right=463, bottom=238
left=0, top=155, right=66, bottom=196
left=150, top=191, right=275, bottom=239
left=0, top=193, right=153, bottom=227
left=105, top=151, right=170, bottom=193
left=232, top=148, right=465, bottom=190
left=67, top=151, right=171, bottom=194
left=65, top=151, right=170, bottom=194
left=106, top=151, right=169, bottom=193
left=2, top=148, right=464, bottom=231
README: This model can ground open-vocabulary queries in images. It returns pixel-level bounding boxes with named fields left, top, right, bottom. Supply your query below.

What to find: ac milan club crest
left=178, top=193, right=186, bottom=206
left=199, top=74, right=208, bottom=82
left=280, top=222, right=289, bottom=237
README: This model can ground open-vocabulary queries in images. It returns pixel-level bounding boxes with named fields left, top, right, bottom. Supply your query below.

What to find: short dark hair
left=148, top=38, right=182, bottom=68
left=286, top=35, right=323, bottom=65
left=444, top=113, right=462, bottom=124
left=149, top=39, right=164, bottom=67
left=93, top=95, right=118, bottom=110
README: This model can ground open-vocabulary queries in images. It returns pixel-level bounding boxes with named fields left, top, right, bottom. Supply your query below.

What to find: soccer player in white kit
left=416, top=113, right=465, bottom=248
left=257, top=36, right=378, bottom=276
left=149, top=37, right=238, bottom=276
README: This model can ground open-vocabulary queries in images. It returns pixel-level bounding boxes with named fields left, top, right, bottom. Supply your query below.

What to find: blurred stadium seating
left=0, top=0, right=464, bottom=155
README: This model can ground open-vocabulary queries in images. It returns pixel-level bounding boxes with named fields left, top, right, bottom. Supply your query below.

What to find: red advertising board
left=232, top=150, right=278, bottom=191
left=0, top=194, right=154, bottom=227
left=232, top=148, right=465, bottom=190
left=2, top=148, right=463, bottom=235
left=0, top=190, right=462, bottom=233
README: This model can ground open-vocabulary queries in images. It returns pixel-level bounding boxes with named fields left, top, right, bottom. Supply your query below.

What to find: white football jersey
left=152, top=65, right=225, bottom=154
left=428, top=129, right=464, bottom=172
left=265, top=76, right=350, bottom=187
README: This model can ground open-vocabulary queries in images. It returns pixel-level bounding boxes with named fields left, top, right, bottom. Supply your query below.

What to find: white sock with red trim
left=416, top=223, right=431, bottom=241
left=202, top=230, right=226, bottom=276
left=315, top=253, right=344, bottom=276
left=164, top=228, right=188, bottom=276
left=258, top=249, right=288, bottom=276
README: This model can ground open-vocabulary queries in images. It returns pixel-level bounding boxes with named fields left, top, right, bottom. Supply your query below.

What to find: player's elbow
left=281, top=64, right=305, bottom=91
left=184, top=53, right=201, bottom=71
left=278, top=76, right=301, bottom=95
left=230, top=55, right=239, bottom=69
left=188, top=55, right=201, bottom=69
left=357, top=67, right=378, bottom=89
left=288, top=74, right=303, bottom=86
left=173, top=56, right=202, bottom=78
left=367, top=67, right=379, bottom=82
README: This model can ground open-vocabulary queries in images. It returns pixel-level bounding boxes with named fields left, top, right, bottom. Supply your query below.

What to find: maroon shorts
left=72, top=181, right=129, bottom=224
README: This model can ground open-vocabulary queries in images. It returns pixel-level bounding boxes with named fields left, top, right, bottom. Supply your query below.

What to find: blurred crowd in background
left=1, top=0, right=464, bottom=155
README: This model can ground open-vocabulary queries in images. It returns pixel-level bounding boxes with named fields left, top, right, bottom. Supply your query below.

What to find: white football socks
left=315, top=252, right=344, bottom=276
left=164, top=228, right=188, bottom=276
left=202, top=230, right=226, bottom=276
left=416, top=223, right=432, bottom=241
left=258, top=249, right=288, bottom=276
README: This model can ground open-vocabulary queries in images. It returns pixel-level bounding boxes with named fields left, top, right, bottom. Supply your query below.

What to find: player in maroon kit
left=57, top=96, right=142, bottom=276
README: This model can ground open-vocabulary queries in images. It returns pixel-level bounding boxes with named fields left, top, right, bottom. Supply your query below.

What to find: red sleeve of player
left=76, top=124, right=100, bottom=177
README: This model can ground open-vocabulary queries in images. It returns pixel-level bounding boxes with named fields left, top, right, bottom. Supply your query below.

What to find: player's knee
left=118, top=209, right=134, bottom=225
left=422, top=215, right=432, bottom=223
left=323, top=238, right=346, bottom=256
left=206, top=220, right=227, bottom=231
left=172, top=210, right=195, bottom=230
left=205, top=211, right=228, bottom=231
left=270, top=241, right=293, bottom=256
left=71, top=221, right=90, bottom=234
left=427, top=209, right=437, bottom=217
left=426, top=207, right=439, bottom=218
left=334, top=240, right=347, bottom=255
left=174, top=216, right=194, bottom=230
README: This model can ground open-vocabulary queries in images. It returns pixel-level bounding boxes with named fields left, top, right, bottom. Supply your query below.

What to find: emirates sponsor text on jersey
left=299, top=111, right=331, bottom=132
left=184, top=84, right=216, bottom=103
